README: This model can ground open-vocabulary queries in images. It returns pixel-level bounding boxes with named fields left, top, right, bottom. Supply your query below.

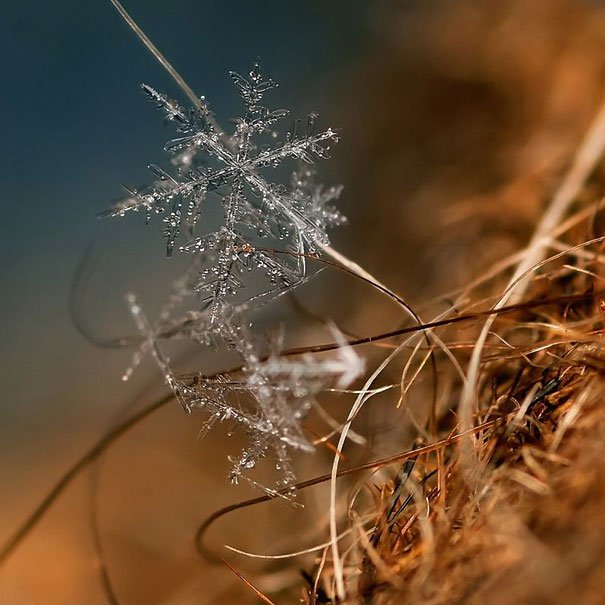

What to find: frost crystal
left=103, top=62, right=339, bottom=325
left=105, top=63, right=358, bottom=492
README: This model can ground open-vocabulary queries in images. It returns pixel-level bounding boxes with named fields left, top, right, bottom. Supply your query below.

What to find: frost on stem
left=105, top=62, right=355, bottom=492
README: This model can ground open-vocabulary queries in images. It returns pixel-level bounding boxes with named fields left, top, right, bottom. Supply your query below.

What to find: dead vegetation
left=5, top=2, right=605, bottom=604
left=296, top=1, right=605, bottom=602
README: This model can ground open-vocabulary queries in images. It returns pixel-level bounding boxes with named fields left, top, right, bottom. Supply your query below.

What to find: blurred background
left=3, top=0, right=605, bottom=603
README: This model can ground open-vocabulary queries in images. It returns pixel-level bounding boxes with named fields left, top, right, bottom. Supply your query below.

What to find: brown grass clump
left=293, top=202, right=605, bottom=603
left=301, top=1, right=605, bottom=602
left=351, top=286, right=605, bottom=604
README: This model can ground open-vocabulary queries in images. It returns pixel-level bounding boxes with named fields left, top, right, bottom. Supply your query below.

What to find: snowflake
left=126, top=294, right=363, bottom=493
left=103, top=62, right=340, bottom=325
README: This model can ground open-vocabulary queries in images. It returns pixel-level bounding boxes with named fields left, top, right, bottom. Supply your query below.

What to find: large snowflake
left=103, top=62, right=342, bottom=325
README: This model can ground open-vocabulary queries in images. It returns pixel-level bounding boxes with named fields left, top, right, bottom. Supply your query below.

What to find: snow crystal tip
left=327, top=324, right=365, bottom=388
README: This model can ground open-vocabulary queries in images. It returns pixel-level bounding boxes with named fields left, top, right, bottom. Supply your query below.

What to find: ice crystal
left=126, top=294, right=363, bottom=492
left=105, top=62, right=357, bottom=492
left=103, top=62, right=339, bottom=325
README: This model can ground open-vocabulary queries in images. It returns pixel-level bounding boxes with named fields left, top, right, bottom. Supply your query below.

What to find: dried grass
left=5, top=2, right=605, bottom=604
left=295, top=2, right=605, bottom=602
